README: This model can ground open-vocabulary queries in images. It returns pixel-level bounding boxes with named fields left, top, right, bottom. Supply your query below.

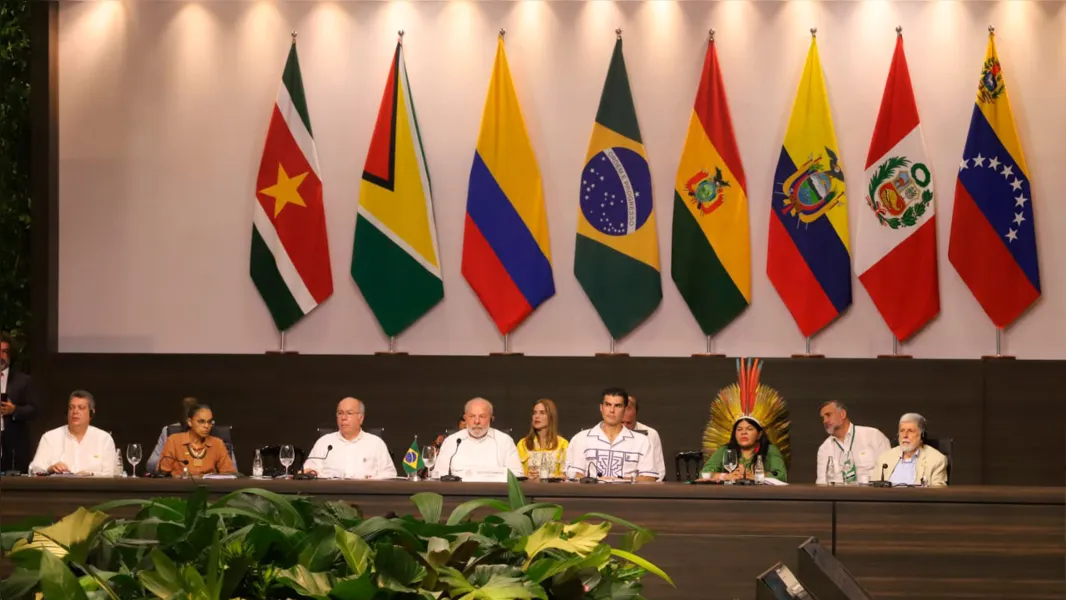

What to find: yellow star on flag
left=259, top=163, right=309, bottom=217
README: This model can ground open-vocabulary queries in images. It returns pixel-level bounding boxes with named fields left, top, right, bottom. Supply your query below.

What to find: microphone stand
left=295, top=445, right=333, bottom=479
left=580, top=461, right=599, bottom=484
left=440, top=439, right=463, bottom=482
left=871, top=463, right=892, bottom=488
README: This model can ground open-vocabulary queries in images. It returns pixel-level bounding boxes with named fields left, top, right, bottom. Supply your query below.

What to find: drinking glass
left=723, top=448, right=739, bottom=485
left=538, top=453, right=552, bottom=480
left=279, top=445, right=295, bottom=477
left=423, top=445, right=438, bottom=479
left=126, top=443, right=142, bottom=478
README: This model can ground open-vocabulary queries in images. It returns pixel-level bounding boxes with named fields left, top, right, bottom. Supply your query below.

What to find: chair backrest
left=924, top=437, right=953, bottom=482
left=675, top=450, right=704, bottom=482
left=258, top=445, right=307, bottom=476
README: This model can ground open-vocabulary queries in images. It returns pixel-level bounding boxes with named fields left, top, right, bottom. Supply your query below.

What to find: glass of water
left=538, top=453, right=552, bottom=480
left=422, top=445, right=438, bottom=479
left=723, top=448, right=739, bottom=485
left=279, top=445, right=295, bottom=478
left=126, top=443, right=142, bottom=478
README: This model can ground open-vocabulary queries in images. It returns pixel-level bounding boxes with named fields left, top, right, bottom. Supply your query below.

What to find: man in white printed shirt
left=431, top=398, right=522, bottom=479
left=29, top=390, right=116, bottom=476
left=301, top=397, right=396, bottom=479
left=567, top=388, right=659, bottom=482
left=816, top=400, right=891, bottom=484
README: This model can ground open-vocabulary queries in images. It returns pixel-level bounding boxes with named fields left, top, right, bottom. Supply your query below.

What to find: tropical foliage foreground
left=0, top=474, right=672, bottom=599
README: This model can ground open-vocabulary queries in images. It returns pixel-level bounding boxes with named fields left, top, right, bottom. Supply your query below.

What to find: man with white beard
left=877, top=413, right=948, bottom=487
left=431, top=398, right=522, bottom=480
left=815, top=400, right=890, bottom=484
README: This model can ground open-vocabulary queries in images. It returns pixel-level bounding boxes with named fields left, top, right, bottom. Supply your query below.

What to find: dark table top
left=3, top=476, right=1062, bottom=505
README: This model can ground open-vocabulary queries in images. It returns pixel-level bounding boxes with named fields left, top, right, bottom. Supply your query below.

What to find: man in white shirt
left=301, top=397, right=396, bottom=479
left=566, top=388, right=659, bottom=482
left=431, top=398, right=522, bottom=480
left=29, top=390, right=116, bottom=477
left=816, top=400, right=891, bottom=484
left=622, top=395, right=666, bottom=481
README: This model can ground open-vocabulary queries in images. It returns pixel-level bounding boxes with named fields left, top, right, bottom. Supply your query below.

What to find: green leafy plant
left=0, top=0, right=32, bottom=353
left=0, top=473, right=673, bottom=599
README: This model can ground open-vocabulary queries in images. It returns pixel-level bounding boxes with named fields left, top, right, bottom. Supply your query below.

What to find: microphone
left=580, top=460, right=599, bottom=484
left=872, top=463, right=892, bottom=488
left=440, top=438, right=463, bottom=482
left=296, top=445, right=333, bottom=479
left=148, top=456, right=189, bottom=478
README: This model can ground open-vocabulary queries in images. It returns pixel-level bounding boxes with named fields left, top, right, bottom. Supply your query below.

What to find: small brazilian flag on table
left=403, top=437, right=423, bottom=474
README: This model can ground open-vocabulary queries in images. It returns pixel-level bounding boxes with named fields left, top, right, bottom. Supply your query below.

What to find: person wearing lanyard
left=816, top=400, right=891, bottom=484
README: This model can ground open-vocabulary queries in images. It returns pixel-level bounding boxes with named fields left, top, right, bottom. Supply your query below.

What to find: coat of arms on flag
left=866, top=157, right=933, bottom=229
left=684, top=167, right=730, bottom=216
left=779, top=147, right=845, bottom=224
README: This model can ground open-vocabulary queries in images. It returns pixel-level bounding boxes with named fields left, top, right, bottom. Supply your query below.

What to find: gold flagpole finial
left=499, top=28, right=506, bottom=38
left=291, top=30, right=297, bottom=44
left=397, top=30, right=404, bottom=44
left=988, top=25, right=995, bottom=36
left=709, top=28, right=715, bottom=42
left=616, top=28, right=622, bottom=40
left=896, top=25, right=903, bottom=37
left=810, top=27, right=817, bottom=38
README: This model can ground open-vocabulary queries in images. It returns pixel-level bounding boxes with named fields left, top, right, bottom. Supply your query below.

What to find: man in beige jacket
left=876, top=413, right=948, bottom=487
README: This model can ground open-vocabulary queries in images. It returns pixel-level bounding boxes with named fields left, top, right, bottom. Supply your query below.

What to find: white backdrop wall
left=57, top=0, right=1066, bottom=357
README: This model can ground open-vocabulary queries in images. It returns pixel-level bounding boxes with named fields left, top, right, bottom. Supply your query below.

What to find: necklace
left=188, top=444, right=207, bottom=460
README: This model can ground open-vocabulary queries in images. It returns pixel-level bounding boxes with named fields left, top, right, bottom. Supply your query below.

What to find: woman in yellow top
left=516, top=399, right=568, bottom=480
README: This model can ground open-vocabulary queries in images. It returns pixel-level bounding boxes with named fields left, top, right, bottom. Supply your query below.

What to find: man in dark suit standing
left=1, top=332, right=38, bottom=473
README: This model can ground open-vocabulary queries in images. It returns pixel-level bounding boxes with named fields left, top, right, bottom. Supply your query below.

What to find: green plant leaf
left=319, top=500, right=363, bottom=525
left=329, top=572, right=376, bottom=600
left=38, top=550, right=90, bottom=600
left=437, top=566, right=475, bottom=594
left=609, top=549, right=674, bottom=586
left=1, top=515, right=57, bottom=551
left=351, top=516, right=420, bottom=548
left=424, top=536, right=451, bottom=568
left=81, top=565, right=122, bottom=600
left=456, top=572, right=547, bottom=600
left=137, top=547, right=185, bottom=598
left=276, top=564, right=334, bottom=599
left=297, top=525, right=342, bottom=571
left=10, top=506, right=110, bottom=564
left=506, top=471, right=527, bottom=510
left=521, top=521, right=610, bottom=568
left=410, top=492, right=444, bottom=524
left=586, top=578, right=643, bottom=600
left=213, top=488, right=306, bottom=529
left=0, top=567, right=39, bottom=600
left=334, top=525, right=372, bottom=577
left=375, top=543, right=427, bottom=592
left=525, top=554, right=584, bottom=583
left=446, top=498, right=511, bottom=526
left=618, top=529, right=655, bottom=553
left=492, top=511, right=534, bottom=537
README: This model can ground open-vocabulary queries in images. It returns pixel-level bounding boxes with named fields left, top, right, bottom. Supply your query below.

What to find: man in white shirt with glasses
left=301, top=397, right=396, bottom=479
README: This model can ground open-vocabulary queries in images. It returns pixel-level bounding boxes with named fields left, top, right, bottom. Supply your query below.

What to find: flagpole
left=692, top=334, right=725, bottom=358
left=596, top=336, right=628, bottom=357
left=375, top=335, right=409, bottom=356
left=280, top=331, right=286, bottom=352
left=878, top=333, right=912, bottom=359
left=792, top=335, right=824, bottom=359
left=490, top=333, right=523, bottom=356
left=982, top=326, right=1015, bottom=360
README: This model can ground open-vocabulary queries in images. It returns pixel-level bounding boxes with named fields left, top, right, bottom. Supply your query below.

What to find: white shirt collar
left=591, top=422, right=633, bottom=445
left=334, top=430, right=364, bottom=445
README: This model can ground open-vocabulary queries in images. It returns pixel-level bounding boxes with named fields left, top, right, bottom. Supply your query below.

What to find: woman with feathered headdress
left=700, top=358, right=790, bottom=482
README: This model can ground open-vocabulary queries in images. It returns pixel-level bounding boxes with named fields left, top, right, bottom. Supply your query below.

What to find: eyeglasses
left=193, top=418, right=215, bottom=425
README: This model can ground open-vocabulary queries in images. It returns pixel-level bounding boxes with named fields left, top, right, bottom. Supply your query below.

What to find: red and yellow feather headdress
left=702, top=358, right=791, bottom=467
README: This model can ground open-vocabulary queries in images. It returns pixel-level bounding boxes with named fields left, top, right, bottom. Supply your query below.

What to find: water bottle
left=825, top=457, right=836, bottom=485
left=114, top=449, right=126, bottom=478
left=754, top=456, right=765, bottom=484
left=252, top=449, right=264, bottom=478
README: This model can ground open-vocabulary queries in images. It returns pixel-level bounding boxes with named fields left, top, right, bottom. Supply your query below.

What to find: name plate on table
left=456, top=466, right=509, bottom=483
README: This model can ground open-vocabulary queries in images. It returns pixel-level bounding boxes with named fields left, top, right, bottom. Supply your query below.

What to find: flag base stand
left=267, top=332, right=298, bottom=354
left=792, top=336, right=823, bottom=358
left=490, top=335, right=523, bottom=356
left=981, top=328, right=1015, bottom=359
left=375, top=337, right=408, bottom=356
left=596, top=337, right=628, bottom=357
left=877, top=337, right=911, bottom=359
left=693, top=336, right=724, bottom=357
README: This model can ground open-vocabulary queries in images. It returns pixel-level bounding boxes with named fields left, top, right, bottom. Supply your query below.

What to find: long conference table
left=1, top=478, right=1063, bottom=600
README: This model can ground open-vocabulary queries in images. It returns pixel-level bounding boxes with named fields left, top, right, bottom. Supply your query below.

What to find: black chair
left=675, top=450, right=704, bottom=481
left=924, top=437, right=953, bottom=482
left=257, top=445, right=307, bottom=477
